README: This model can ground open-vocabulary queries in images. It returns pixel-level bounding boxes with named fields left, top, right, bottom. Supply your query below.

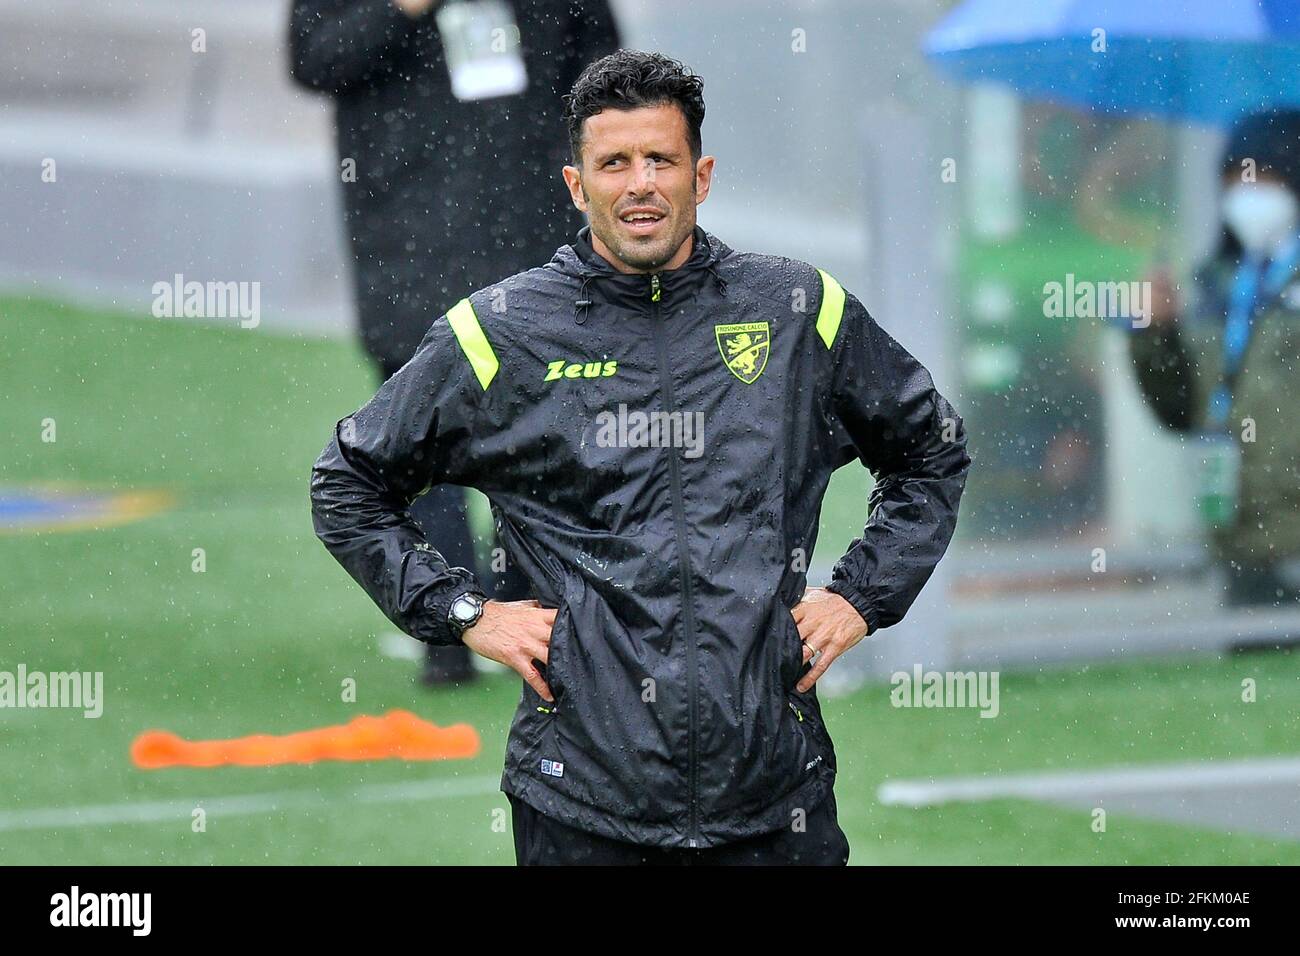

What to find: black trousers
left=508, top=790, right=850, bottom=866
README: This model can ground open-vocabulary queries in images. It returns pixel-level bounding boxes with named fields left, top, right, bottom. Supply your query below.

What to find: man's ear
left=562, top=165, right=588, bottom=213
left=694, top=155, right=716, bottom=206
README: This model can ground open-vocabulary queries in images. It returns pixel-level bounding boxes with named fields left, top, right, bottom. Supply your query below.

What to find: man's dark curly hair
left=562, top=50, right=706, bottom=167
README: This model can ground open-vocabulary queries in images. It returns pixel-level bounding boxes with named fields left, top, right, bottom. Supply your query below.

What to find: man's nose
left=627, top=158, right=658, bottom=195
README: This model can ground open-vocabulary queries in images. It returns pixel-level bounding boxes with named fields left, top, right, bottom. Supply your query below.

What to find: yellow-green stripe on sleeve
left=815, top=268, right=845, bottom=349
left=445, top=297, right=499, bottom=391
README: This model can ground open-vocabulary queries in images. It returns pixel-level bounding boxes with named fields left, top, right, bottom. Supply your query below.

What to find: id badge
left=435, top=0, right=528, bottom=102
left=1196, top=431, right=1241, bottom=530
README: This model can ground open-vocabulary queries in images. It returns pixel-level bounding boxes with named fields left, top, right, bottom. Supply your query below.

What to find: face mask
left=1221, top=182, right=1300, bottom=255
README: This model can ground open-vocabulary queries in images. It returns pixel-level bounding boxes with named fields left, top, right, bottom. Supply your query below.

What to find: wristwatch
left=447, top=590, right=486, bottom=640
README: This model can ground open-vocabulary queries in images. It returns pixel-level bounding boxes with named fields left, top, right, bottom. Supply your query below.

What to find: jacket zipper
left=648, top=271, right=701, bottom=848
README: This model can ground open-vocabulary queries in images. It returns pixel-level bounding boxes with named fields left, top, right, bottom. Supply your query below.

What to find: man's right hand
left=393, top=0, right=436, bottom=18
left=1143, top=268, right=1181, bottom=329
left=461, top=599, right=558, bottom=702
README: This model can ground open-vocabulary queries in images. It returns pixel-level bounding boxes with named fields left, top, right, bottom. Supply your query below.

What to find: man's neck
left=590, top=229, right=695, bottom=275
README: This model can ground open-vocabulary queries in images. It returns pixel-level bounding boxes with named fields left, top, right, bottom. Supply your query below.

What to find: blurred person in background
left=288, top=0, right=622, bottom=684
left=1133, top=110, right=1300, bottom=609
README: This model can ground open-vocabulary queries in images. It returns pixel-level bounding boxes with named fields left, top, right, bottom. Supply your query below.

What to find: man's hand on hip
left=791, top=587, right=872, bottom=693
left=393, top=0, right=437, bottom=18
left=461, top=599, right=558, bottom=702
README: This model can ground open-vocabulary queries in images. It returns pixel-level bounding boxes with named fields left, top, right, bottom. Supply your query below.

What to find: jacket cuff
left=826, top=579, right=876, bottom=635
left=420, top=568, right=487, bottom=647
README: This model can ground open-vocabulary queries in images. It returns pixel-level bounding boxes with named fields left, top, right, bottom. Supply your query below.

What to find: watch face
left=451, top=595, right=482, bottom=625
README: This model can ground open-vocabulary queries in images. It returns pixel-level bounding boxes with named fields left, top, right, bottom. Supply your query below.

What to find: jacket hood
left=549, top=223, right=733, bottom=321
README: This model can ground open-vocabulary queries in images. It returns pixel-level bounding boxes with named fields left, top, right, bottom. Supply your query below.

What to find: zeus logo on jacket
left=544, top=359, right=619, bottom=381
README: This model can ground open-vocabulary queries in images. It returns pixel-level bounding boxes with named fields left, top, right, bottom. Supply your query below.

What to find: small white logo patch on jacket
left=541, top=758, right=565, bottom=778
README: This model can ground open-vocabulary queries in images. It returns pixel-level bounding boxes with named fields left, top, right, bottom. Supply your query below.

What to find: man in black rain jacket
left=310, top=50, right=971, bottom=863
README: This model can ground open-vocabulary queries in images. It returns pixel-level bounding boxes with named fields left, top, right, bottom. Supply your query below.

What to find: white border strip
left=0, top=775, right=502, bottom=833
left=878, top=756, right=1300, bottom=807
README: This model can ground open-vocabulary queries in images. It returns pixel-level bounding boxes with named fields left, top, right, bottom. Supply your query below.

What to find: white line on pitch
left=0, top=774, right=504, bottom=833
left=877, top=756, right=1300, bottom=808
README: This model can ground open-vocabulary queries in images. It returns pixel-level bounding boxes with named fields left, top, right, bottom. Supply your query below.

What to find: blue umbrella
left=925, top=0, right=1300, bottom=125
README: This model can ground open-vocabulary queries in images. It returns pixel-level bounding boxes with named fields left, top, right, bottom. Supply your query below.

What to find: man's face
left=563, top=103, right=714, bottom=274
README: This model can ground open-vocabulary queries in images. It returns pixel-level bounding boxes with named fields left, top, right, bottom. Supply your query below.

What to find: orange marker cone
left=131, top=709, right=479, bottom=768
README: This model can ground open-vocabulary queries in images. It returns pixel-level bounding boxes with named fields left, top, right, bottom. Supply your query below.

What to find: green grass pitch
left=2, top=295, right=1298, bottom=864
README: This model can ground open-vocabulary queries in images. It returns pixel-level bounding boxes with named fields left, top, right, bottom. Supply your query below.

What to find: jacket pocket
left=780, top=604, right=807, bottom=695
left=785, top=691, right=822, bottom=756
left=541, top=598, right=572, bottom=711
left=521, top=598, right=569, bottom=760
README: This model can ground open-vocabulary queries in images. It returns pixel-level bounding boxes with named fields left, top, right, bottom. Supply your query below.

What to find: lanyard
left=1206, top=236, right=1300, bottom=431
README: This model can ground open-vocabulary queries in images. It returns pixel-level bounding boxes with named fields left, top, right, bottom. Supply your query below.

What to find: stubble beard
left=586, top=185, right=695, bottom=273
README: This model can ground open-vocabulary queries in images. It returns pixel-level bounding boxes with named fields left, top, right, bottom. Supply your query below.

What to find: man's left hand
left=790, top=587, right=872, bottom=693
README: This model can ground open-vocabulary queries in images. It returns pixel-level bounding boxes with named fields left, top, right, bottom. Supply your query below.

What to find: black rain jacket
left=310, top=224, right=971, bottom=847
